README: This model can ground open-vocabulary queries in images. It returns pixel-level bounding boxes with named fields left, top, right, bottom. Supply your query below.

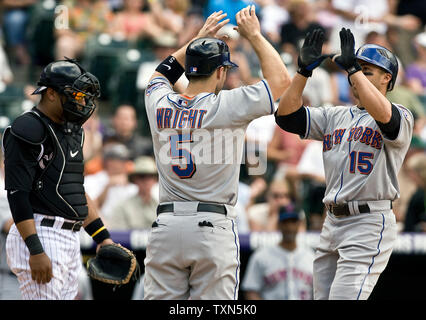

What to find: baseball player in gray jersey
left=143, top=6, right=291, bottom=300
left=275, top=28, right=414, bottom=300
left=242, top=204, right=314, bottom=300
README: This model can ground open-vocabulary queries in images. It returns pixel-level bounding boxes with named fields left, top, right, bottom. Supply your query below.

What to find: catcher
left=3, top=57, right=137, bottom=299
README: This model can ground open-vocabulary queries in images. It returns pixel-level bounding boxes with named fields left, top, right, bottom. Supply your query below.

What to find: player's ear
left=382, top=72, right=392, bottom=89
left=216, top=67, right=227, bottom=80
left=216, top=67, right=222, bottom=80
left=46, top=87, right=58, bottom=102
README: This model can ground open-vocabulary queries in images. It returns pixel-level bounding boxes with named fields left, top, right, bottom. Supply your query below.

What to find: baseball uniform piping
left=334, top=172, right=344, bottom=204
left=356, top=213, right=385, bottom=300
left=261, top=80, right=274, bottom=114
left=305, top=107, right=311, bottom=139
left=232, top=220, right=240, bottom=300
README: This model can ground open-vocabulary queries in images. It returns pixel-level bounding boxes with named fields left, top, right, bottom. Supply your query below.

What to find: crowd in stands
left=0, top=0, right=425, bottom=300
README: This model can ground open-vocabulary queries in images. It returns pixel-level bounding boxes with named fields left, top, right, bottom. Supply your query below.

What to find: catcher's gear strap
left=87, top=243, right=140, bottom=285
left=274, top=106, right=307, bottom=137
left=375, top=103, right=401, bottom=140
left=84, top=218, right=111, bottom=244
left=155, top=55, right=185, bottom=85
left=10, top=111, right=47, bottom=145
left=7, top=190, right=34, bottom=224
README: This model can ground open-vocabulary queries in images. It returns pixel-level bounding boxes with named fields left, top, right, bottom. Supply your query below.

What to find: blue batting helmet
left=355, top=44, right=399, bottom=91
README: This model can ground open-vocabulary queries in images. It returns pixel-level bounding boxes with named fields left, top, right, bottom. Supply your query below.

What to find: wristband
left=347, top=62, right=362, bottom=77
left=155, top=55, right=184, bottom=85
left=85, top=218, right=111, bottom=244
left=297, top=67, right=312, bottom=78
left=24, top=234, right=44, bottom=255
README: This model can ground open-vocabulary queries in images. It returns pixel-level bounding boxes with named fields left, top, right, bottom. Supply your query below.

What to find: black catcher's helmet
left=32, top=57, right=101, bottom=125
left=185, top=37, right=238, bottom=77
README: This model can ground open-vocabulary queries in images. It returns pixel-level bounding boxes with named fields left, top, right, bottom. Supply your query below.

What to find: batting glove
left=332, top=28, right=362, bottom=76
left=297, top=29, right=330, bottom=77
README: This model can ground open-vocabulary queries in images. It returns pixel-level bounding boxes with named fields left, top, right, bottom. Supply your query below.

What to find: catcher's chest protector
left=32, top=110, right=88, bottom=220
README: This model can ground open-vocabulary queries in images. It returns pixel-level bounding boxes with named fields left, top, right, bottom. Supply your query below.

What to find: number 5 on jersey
left=170, top=133, right=196, bottom=179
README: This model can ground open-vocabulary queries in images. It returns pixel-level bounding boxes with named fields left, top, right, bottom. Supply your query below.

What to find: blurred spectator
left=403, top=152, right=426, bottom=232
left=241, top=204, right=314, bottom=299
left=0, top=150, right=21, bottom=300
left=244, top=110, right=277, bottom=182
left=329, top=0, right=421, bottom=54
left=330, top=69, right=354, bottom=106
left=108, top=0, right=124, bottom=11
left=150, top=0, right=189, bottom=36
left=0, top=38, right=13, bottom=86
left=110, top=0, right=164, bottom=43
left=103, top=105, right=154, bottom=160
left=387, top=58, right=425, bottom=119
left=1, top=0, right=36, bottom=65
left=107, top=156, right=158, bottom=230
left=405, top=32, right=426, bottom=96
left=136, top=33, right=187, bottom=92
left=247, top=179, right=295, bottom=232
left=176, top=4, right=205, bottom=46
left=364, top=30, right=392, bottom=49
left=295, top=140, right=326, bottom=231
left=82, top=109, right=104, bottom=175
left=55, top=0, right=114, bottom=59
left=204, top=0, right=256, bottom=26
left=267, top=125, right=309, bottom=183
left=84, top=143, right=138, bottom=220
left=256, top=0, right=290, bottom=45
left=279, top=0, right=325, bottom=61
left=303, top=65, right=333, bottom=107
left=235, top=177, right=267, bottom=234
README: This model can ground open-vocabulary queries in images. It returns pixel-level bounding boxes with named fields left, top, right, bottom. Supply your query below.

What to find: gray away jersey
left=241, top=245, right=314, bottom=300
left=145, top=76, right=274, bottom=206
left=302, top=104, right=414, bottom=205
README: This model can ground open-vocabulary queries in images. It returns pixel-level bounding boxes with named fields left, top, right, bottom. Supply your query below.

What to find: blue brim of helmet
left=223, top=61, right=239, bottom=69
left=356, top=56, right=392, bottom=75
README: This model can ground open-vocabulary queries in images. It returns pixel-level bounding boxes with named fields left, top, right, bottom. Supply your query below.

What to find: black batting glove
left=297, top=29, right=330, bottom=78
left=332, top=28, right=362, bottom=76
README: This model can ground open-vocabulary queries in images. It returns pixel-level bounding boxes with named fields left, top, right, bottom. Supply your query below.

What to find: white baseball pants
left=144, top=203, right=240, bottom=300
left=6, top=214, right=82, bottom=300
left=313, top=208, right=397, bottom=300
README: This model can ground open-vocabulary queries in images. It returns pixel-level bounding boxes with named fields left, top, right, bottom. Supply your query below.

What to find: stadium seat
left=108, top=47, right=155, bottom=109
left=83, top=33, right=129, bottom=100
left=0, top=84, right=31, bottom=119
left=26, top=0, right=56, bottom=67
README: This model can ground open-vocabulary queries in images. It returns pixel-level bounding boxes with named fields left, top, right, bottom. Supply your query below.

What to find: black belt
left=40, top=217, right=83, bottom=232
left=326, top=202, right=393, bottom=217
left=327, top=203, right=370, bottom=216
left=157, top=203, right=227, bottom=216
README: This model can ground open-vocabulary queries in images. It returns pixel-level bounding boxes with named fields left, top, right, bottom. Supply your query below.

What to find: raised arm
left=147, top=11, right=230, bottom=84
left=332, top=28, right=392, bottom=123
left=276, top=29, right=328, bottom=116
left=234, top=5, right=290, bottom=101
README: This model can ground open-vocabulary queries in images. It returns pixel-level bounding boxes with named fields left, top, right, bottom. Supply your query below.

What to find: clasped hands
left=297, top=27, right=361, bottom=78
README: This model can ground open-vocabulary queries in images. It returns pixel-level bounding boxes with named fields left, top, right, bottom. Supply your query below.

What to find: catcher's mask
left=32, top=57, right=101, bottom=126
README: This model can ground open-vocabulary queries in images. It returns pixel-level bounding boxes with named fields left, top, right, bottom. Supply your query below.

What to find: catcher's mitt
left=86, top=243, right=140, bottom=285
